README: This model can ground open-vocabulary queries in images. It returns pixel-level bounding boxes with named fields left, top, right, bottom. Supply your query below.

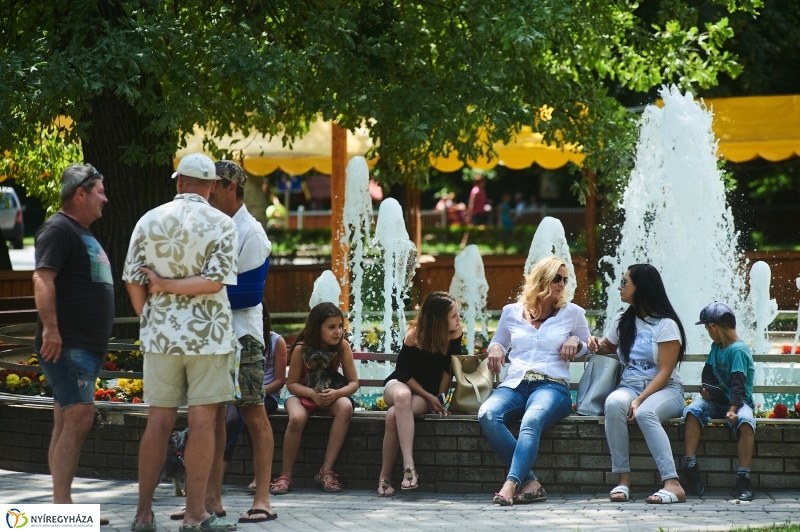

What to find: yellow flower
left=365, top=332, right=379, bottom=346
left=107, top=353, right=117, bottom=362
left=95, top=378, right=102, bottom=391
left=6, top=374, right=20, bottom=390
left=20, top=377, right=31, bottom=386
left=39, top=374, right=46, bottom=381
left=375, top=397, right=387, bottom=411
left=28, top=354, right=39, bottom=365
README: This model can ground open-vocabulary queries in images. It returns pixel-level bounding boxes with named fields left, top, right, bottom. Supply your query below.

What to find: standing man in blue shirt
left=682, top=302, right=756, bottom=501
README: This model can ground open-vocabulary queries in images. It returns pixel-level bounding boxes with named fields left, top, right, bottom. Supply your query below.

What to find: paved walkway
left=1, top=471, right=799, bottom=531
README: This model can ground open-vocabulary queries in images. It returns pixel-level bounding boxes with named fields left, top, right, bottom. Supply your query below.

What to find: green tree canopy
left=0, top=0, right=760, bottom=309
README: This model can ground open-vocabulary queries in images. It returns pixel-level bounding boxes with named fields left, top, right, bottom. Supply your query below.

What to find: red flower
left=794, top=402, right=800, bottom=415
left=772, top=403, right=789, bottom=419
left=781, top=345, right=791, bottom=354
left=109, top=397, right=121, bottom=402
left=132, top=397, right=143, bottom=404
left=104, top=361, right=118, bottom=371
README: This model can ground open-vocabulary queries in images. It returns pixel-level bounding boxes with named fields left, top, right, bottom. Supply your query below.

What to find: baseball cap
left=172, top=153, right=218, bottom=180
left=215, top=160, right=247, bottom=187
left=696, top=301, right=736, bottom=325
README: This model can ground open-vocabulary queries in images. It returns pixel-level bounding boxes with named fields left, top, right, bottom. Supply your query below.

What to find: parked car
left=0, top=187, right=24, bottom=249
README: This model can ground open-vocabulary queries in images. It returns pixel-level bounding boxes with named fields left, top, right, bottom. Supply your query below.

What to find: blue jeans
left=38, top=348, right=103, bottom=409
left=684, top=397, right=756, bottom=435
left=479, top=380, right=572, bottom=486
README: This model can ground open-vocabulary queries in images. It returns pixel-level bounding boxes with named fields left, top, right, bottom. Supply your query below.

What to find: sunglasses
left=77, top=165, right=103, bottom=188
left=551, top=274, right=568, bottom=284
left=619, top=278, right=629, bottom=288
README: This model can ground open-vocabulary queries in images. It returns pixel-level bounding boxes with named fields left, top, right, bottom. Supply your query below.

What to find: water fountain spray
left=374, top=198, right=417, bottom=352
left=342, top=156, right=373, bottom=350
left=449, top=245, right=489, bottom=355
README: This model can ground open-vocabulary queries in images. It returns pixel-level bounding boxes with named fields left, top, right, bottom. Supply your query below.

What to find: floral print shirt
left=122, top=193, right=238, bottom=356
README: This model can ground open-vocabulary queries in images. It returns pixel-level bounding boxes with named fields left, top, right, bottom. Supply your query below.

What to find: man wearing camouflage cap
left=206, top=161, right=276, bottom=522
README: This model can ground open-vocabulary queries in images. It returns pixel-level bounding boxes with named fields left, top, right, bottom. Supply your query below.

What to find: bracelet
left=573, top=336, right=583, bottom=352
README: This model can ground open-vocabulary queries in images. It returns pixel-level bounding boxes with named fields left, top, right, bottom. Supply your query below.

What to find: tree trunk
left=0, top=227, right=12, bottom=271
left=81, top=89, right=174, bottom=318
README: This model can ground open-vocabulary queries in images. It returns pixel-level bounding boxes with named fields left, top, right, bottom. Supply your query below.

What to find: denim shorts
left=38, top=347, right=104, bottom=409
left=684, top=397, right=756, bottom=435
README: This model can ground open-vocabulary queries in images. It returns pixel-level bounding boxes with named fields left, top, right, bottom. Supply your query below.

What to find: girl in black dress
left=377, top=291, right=463, bottom=496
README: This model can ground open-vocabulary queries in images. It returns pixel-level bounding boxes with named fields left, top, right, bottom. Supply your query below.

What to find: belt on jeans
left=523, top=370, right=566, bottom=385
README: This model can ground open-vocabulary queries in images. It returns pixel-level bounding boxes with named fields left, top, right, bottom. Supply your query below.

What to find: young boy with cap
left=682, top=301, right=756, bottom=501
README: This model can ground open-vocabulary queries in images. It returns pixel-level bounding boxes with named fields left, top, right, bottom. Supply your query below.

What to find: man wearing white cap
left=123, top=153, right=239, bottom=532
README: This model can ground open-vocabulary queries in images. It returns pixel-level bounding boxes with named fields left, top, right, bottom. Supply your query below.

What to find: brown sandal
left=513, top=483, right=547, bottom=504
left=314, top=469, right=342, bottom=493
left=401, top=467, right=418, bottom=490
left=377, top=478, right=395, bottom=497
left=269, top=475, right=292, bottom=495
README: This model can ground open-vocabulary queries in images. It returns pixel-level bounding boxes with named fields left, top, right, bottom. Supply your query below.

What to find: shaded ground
left=1, top=470, right=798, bottom=532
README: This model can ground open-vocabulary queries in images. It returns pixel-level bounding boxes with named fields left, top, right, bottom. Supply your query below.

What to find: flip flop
left=646, top=488, right=686, bottom=504
left=178, top=515, right=237, bottom=532
left=237, top=509, right=277, bottom=524
left=100, top=517, right=109, bottom=526
left=609, top=485, right=631, bottom=502
left=171, top=510, right=226, bottom=521
left=377, top=479, right=395, bottom=497
left=400, top=468, right=418, bottom=490
left=131, top=511, right=156, bottom=532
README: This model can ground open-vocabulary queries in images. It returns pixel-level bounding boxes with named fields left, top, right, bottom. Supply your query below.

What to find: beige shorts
left=143, top=351, right=235, bottom=407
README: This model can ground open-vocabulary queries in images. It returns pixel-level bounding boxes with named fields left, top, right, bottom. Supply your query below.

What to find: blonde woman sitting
left=480, top=256, right=590, bottom=506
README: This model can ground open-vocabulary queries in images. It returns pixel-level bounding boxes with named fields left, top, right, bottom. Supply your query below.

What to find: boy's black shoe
left=683, top=464, right=705, bottom=496
left=735, top=473, right=754, bottom=501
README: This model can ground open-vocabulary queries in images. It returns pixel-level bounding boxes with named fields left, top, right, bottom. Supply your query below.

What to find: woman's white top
left=489, top=302, right=590, bottom=388
left=606, top=312, right=683, bottom=383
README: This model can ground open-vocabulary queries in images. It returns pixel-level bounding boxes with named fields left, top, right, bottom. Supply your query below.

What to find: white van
left=0, top=187, right=24, bottom=249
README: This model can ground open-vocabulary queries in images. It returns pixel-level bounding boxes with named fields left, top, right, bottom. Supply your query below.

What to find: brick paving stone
left=2, top=470, right=800, bottom=531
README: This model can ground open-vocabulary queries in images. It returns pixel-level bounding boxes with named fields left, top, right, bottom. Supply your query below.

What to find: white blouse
left=489, top=302, right=591, bottom=388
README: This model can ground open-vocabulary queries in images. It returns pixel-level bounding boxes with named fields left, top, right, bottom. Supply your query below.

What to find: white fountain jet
left=748, top=261, right=778, bottom=355
left=601, top=85, right=752, bottom=354
left=309, top=270, right=343, bottom=309
left=449, top=245, right=489, bottom=355
left=524, top=216, right=576, bottom=302
left=374, top=198, right=417, bottom=352
left=342, top=156, right=374, bottom=350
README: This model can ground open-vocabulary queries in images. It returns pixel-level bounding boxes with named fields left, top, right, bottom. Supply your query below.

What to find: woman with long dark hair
left=377, top=291, right=462, bottom=496
left=587, top=264, right=687, bottom=504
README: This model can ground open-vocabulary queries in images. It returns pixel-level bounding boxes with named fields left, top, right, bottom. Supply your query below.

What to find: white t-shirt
left=231, top=205, right=271, bottom=346
left=606, top=312, right=682, bottom=383
left=488, top=302, right=590, bottom=387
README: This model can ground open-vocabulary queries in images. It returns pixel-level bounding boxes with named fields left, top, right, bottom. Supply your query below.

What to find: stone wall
left=2, top=404, right=799, bottom=493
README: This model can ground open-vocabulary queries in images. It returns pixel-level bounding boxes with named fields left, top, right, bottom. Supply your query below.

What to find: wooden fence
left=4, top=249, right=800, bottom=314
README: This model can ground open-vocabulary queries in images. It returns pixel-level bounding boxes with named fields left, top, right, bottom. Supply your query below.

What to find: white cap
left=172, top=153, right=218, bottom=180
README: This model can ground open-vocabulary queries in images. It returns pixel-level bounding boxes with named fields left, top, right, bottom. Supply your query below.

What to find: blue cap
left=696, top=301, right=735, bottom=325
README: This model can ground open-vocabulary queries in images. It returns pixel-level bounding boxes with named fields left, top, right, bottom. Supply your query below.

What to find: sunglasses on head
left=77, top=165, right=102, bottom=188
left=551, top=274, right=568, bottom=284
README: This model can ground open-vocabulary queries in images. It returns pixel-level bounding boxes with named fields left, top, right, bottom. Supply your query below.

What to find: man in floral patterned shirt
left=123, top=153, right=239, bottom=532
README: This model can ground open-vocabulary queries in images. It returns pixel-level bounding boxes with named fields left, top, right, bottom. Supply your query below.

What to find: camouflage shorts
left=236, top=335, right=266, bottom=406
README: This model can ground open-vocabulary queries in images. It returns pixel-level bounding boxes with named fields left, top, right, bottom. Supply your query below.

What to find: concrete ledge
left=2, top=403, right=799, bottom=493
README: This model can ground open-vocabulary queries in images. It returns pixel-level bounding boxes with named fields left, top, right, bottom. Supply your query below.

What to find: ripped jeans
left=479, top=379, right=573, bottom=487
left=38, top=348, right=103, bottom=409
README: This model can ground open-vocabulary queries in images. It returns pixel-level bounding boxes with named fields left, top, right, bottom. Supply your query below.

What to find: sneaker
left=683, top=464, right=705, bottom=496
left=735, top=473, right=754, bottom=501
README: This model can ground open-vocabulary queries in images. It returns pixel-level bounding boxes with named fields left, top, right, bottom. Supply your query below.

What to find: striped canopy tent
left=173, top=94, right=800, bottom=175
left=174, top=118, right=586, bottom=175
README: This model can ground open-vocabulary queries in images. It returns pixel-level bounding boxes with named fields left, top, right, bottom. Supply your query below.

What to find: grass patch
left=726, top=522, right=799, bottom=532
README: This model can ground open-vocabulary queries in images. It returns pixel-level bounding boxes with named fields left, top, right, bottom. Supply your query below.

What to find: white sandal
left=609, top=485, right=630, bottom=502
left=646, top=488, right=686, bottom=504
